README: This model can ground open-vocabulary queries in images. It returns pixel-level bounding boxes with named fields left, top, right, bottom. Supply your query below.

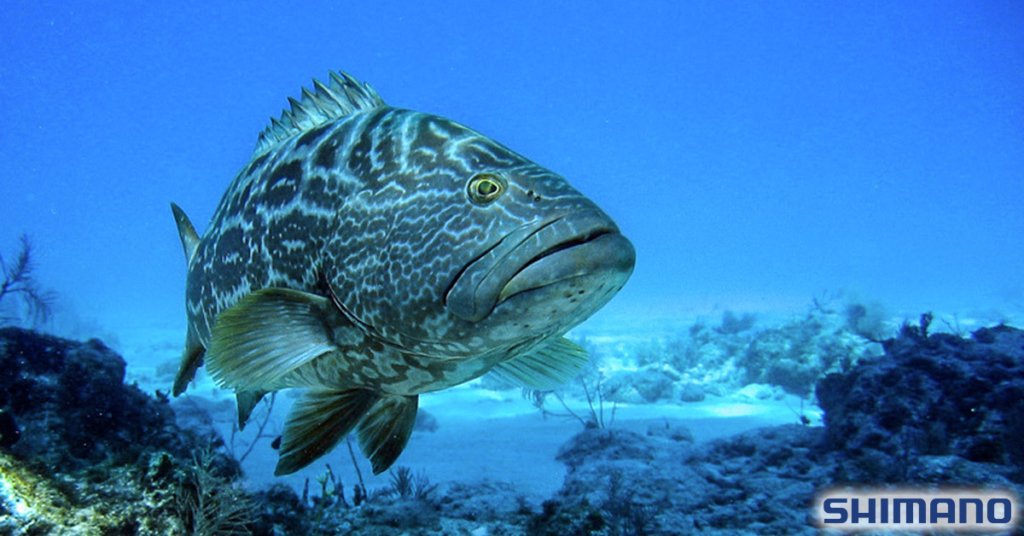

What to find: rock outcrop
left=0, top=328, right=239, bottom=534
left=535, top=323, right=1024, bottom=535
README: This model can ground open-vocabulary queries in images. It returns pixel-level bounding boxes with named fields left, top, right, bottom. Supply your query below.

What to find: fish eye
left=467, top=173, right=506, bottom=205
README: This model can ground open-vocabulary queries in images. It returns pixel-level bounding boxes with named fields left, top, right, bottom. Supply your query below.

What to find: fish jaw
left=444, top=209, right=635, bottom=326
left=497, top=231, right=635, bottom=305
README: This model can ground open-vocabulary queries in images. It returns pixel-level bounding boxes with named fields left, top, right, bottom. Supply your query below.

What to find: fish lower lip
left=501, top=228, right=614, bottom=292
left=445, top=210, right=626, bottom=322
left=497, top=231, right=635, bottom=303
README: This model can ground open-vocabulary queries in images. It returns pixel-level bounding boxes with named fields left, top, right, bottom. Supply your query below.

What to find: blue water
left=2, top=2, right=1022, bottom=330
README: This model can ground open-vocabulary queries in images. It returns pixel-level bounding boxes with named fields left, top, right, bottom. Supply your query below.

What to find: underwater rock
left=631, top=305, right=881, bottom=403
left=715, top=310, right=757, bottom=335
left=603, top=367, right=678, bottom=403
left=171, top=393, right=238, bottom=428
left=556, top=428, right=661, bottom=470
left=678, top=382, right=706, bottom=402
left=817, top=324, right=1024, bottom=481
left=361, top=497, right=442, bottom=531
left=538, top=425, right=831, bottom=535
left=414, top=409, right=439, bottom=433
left=0, top=328, right=243, bottom=534
left=739, top=319, right=853, bottom=397
left=536, top=323, right=1024, bottom=534
left=249, top=484, right=312, bottom=535
left=0, top=327, right=196, bottom=470
left=250, top=470, right=537, bottom=535
left=4, top=323, right=1021, bottom=535
left=0, top=409, right=18, bottom=448
left=645, top=420, right=694, bottom=443
left=438, top=479, right=533, bottom=524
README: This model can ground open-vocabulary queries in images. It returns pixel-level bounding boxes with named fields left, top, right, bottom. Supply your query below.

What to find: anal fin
left=275, top=388, right=378, bottom=476
left=357, top=395, right=419, bottom=475
left=236, top=390, right=269, bottom=430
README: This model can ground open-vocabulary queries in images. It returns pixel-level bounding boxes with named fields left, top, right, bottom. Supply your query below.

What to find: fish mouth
left=445, top=211, right=636, bottom=322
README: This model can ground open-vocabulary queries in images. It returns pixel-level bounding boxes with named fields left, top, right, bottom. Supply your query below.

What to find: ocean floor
left=240, top=382, right=813, bottom=500
left=6, top=302, right=1023, bottom=534
left=109, top=302, right=1024, bottom=505
left=108, top=311, right=858, bottom=500
left=130, top=355, right=813, bottom=501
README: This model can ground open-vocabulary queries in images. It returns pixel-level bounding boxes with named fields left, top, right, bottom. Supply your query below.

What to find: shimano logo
left=814, top=488, right=1019, bottom=531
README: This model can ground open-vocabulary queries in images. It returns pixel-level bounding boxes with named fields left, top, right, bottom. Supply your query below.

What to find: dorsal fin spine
left=254, top=70, right=386, bottom=156
left=312, top=79, right=344, bottom=109
left=287, top=97, right=308, bottom=119
left=300, top=87, right=326, bottom=115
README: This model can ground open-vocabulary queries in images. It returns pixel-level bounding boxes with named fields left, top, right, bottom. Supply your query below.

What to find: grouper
left=171, top=71, right=635, bottom=475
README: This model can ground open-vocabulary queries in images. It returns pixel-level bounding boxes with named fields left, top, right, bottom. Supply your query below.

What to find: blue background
left=2, top=1, right=1022, bottom=334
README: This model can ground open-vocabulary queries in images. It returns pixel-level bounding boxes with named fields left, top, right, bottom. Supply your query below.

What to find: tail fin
left=170, top=202, right=200, bottom=263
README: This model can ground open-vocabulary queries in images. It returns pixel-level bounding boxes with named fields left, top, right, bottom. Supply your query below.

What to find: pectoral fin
left=275, top=388, right=378, bottom=476
left=357, top=395, right=419, bottom=475
left=206, top=288, right=344, bottom=391
left=490, top=337, right=590, bottom=390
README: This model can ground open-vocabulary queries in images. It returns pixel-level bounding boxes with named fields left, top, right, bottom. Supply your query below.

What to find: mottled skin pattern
left=184, top=90, right=629, bottom=396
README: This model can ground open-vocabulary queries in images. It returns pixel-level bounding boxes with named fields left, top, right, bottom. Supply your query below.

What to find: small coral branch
left=531, top=374, right=617, bottom=430
left=0, top=234, right=55, bottom=325
left=346, top=436, right=368, bottom=503
left=176, top=447, right=256, bottom=535
left=387, top=466, right=437, bottom=500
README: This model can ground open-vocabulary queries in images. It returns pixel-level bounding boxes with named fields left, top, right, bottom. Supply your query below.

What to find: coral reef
left=0, top=327, right=533, bottom=535
left=534, top=323, right=1024, bottom=535
left=729, top=304, right=880, bottom=397
left=0, top=236, right=55, bottom=327
left=3, top=320, right=1021, bottom=534
left=177, top=448, right=256, bottom=535
left=818, top=322, right=1024, bottom=482
left=0, top=327, right=239, bottom=534
left=602, top=368, right=678, bottom=404
left=534, top=425, right=830, bottom=535
left=248, top=470, right=535, bottom=535
left=592, top=302, right=883, bottom=405
left=0, top=328, right=194, bottom=470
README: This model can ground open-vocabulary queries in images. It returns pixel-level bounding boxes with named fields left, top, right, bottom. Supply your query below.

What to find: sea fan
left=176, top=448, right=256, bottom=536
left=0, top=234, right=56, bottom=326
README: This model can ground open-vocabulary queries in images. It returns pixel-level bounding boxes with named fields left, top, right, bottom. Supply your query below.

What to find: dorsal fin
left=170, top=202, right=200, bottom=263
left=254, top=70, right=386, bottom=156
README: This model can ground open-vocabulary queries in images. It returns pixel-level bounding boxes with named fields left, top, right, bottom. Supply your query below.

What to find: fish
left=170, top=71, right=635, bottom=475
